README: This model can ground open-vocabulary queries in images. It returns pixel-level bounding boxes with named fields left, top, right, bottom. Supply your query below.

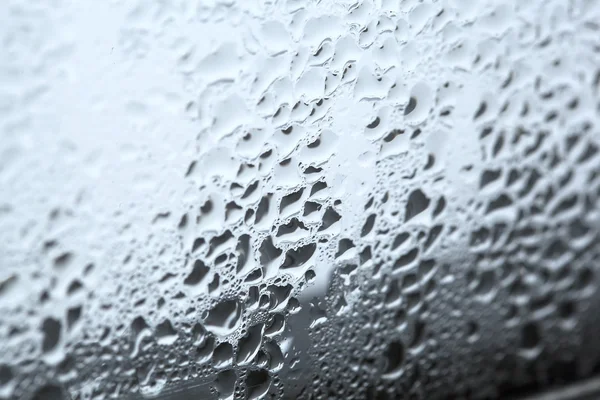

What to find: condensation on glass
left=1, top=0, right=600, bottom=399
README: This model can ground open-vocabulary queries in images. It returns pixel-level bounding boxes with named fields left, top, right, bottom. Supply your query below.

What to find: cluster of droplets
left=289, top=1, right=600, bottom=398
left=2, top=0, right=600, bottom=399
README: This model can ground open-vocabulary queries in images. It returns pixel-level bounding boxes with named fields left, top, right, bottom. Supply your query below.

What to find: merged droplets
left=3, top=0, right=600, bottom=399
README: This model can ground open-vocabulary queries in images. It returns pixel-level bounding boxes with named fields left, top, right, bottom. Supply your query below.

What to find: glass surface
left=1, top=1, right=600, bottom=399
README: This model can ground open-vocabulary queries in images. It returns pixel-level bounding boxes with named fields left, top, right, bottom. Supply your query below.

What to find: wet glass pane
left=2, top=1, right=600, bottom=399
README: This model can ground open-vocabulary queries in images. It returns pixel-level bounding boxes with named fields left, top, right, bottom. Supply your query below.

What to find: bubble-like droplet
left=155, top=319, right=178, bottom=346
left=204, top=300, right=243, bottom=337
left=247, top=369, right=271, bottom=400
left=381, top=340, right=405, bottom=380
left=41, top=318, right=61, bottom=353
left=405, top=189, right=430, bottom=222
left=237, top=324, right=264, bottom=366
